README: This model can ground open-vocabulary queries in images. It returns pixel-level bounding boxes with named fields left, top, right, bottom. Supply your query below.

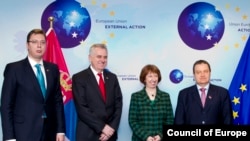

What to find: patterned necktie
left=35, top=64, right=46, bottom=99
left=97, top=73, right=106, bottom=102
left=200, top=88, right=206, bottom=107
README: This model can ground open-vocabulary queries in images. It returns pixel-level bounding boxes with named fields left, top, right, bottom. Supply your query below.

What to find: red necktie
left=200, top=88, right=206, bottom=107
left=97, top=73, right=106, bottom=101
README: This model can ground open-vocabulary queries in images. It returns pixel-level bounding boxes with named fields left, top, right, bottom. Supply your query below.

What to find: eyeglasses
left=28, top=40, right=46, bottom=45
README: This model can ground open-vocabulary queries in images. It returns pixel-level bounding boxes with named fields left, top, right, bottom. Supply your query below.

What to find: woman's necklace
left=146, top=89, right=156, bottom=100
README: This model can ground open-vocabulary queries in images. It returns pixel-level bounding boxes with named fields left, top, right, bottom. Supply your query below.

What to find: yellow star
left=234, top=43, right=239, bottom=48
left=239, top=84, right=247, bottom=92
left=242, top=35, right=247, bottom=41
left=101, top=40, right=107, bottom=45
left=242, top=14, right=248, bottom=20
left=110, top=33, right=115, bottom=38
left=102, top=3, right=107, bottom=8
left=235, top=7, right=240, bottom=12
left=232, top=110, right=239, bottom=119
left=232, top=96, right=240, bottom=105
left=91, top=0, right=96, bottom=5
left=224, top=45, right=229, bottom=51
left=110, top=11, right=115, bottom=16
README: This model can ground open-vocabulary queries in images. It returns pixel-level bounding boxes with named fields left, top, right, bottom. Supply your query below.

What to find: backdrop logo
left=41, top=0, right=91, bottom=48
left=169, top=69, right=183, bottom=84
left=178, top=2, right=225, bottom=50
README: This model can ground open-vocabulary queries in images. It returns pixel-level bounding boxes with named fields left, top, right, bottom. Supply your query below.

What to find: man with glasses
left=0, top=29, right=65, bottom=141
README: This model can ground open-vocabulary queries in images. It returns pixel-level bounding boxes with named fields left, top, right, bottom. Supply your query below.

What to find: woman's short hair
left=139, top=64, right=162, bottom=85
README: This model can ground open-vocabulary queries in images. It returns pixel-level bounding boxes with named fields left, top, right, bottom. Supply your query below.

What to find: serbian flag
left=44, top=28, right=77, bottom=141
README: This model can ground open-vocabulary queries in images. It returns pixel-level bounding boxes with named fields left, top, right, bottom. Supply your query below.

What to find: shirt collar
left=90, top=65, right=103, bottom=75
left=28, top=56, right=44, bottom=67
left=197, top=83, right=209, bottom=91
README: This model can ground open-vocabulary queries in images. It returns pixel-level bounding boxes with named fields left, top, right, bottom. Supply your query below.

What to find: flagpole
left=48, top=16, right=54, bottom=29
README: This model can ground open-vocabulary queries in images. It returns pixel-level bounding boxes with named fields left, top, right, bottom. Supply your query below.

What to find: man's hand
left=56, top=134, right=65, bottom=141
left=146, top=136, right=154, bottom=141
left=101, top=124, right=115, bottom=138
left=153, top=135, right=161, bottom=141
left=99, top=133, right=109, bottom=141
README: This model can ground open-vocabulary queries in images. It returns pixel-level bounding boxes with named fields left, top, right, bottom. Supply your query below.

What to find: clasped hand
left=99, top=124, right=115, bottom=141
left=146, top=135, right=161, bottom=141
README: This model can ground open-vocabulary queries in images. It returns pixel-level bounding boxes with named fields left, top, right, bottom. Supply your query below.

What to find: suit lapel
left=87, top=68, right=105, bottom=103
left=24, top=58, right=45, bottom=100
left=103, top=71, right=109, bottom=102
left=192, top=86, right=203, bottom=107
left=204, top=85, right=215, bottom=109
left=43, top=62, right=50, bottom=100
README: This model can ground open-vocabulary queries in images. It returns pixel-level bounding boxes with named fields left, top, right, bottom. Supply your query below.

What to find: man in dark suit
left=72, top=43, right=123, bottom=141
left=0, top=29, right=65, bottom=141
left=174, top=59, right=233, bottom=125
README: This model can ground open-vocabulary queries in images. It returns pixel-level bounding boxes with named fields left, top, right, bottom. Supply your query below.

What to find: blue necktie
left=35, top=64, right=46, bottom=99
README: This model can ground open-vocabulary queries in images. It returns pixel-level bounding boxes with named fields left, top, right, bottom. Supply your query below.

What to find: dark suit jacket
left=0, top=57, right=65, bottom=141
left=174, top=84, right=233, bottom=125
left=72, top=67, right=123, bottom=141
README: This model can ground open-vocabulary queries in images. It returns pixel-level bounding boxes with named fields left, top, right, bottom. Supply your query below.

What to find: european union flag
left=229, top=35, right=250, bottom=125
